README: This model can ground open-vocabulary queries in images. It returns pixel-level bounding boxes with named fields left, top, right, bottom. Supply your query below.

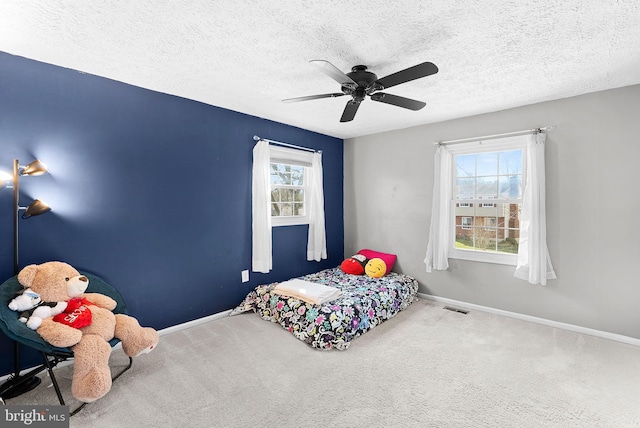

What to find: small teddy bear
left=8, top=288, right=41, bottom=313
left=8, top=288, right=68, bottom=330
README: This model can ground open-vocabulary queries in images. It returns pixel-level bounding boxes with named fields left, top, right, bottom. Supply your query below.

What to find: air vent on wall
left=443, top=306, right=469, bottom=315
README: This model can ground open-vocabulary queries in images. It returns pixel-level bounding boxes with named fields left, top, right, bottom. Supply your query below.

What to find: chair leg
left=69, top=402, right=88, bottom=417
left=40, top=353, right=84, bottom=415
left=113, top=357, right=133, bottom=381
left=41, top=352, right=65, bottom=406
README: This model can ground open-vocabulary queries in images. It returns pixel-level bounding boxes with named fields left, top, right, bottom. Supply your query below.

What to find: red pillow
left=340, top=254, right=368, bottom=275
left=357, top=249, right=396, bottom=273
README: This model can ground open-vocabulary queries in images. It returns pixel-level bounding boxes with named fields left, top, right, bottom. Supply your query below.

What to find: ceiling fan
left=283, top=60, right=438, bottom=122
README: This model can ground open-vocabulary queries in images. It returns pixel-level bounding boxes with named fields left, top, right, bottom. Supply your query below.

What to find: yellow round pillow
left=365, top=258, right=387, bottom=278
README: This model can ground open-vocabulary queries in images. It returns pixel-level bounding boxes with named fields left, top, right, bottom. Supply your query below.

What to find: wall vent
left=443, top=306, right=469, bottom=315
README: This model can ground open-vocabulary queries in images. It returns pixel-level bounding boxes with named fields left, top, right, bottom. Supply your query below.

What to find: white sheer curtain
left=424, top=144, right=453, bottom=272
left=251, top=140, right=272, bottom=273
left=307, top=152, right=327, bottom=262
left=252, top=142, right=326, bottom=273
left=514, top=133, right=556, bottom=285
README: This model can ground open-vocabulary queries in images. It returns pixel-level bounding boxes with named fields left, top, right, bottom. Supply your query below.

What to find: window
left=450, top=139, right=525, bottom=265
left=268, top=145, right=313, bottom=226
left=270, top=162, right=307, bottom=225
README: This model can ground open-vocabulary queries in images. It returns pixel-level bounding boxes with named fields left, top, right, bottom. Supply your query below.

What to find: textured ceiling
left=1, top=1, right=640, bottom=139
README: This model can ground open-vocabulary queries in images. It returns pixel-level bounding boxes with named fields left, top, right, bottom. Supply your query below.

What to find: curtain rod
left=253, top=135, right=320, bottom=153
left=434, top=126, right=554, bottom=146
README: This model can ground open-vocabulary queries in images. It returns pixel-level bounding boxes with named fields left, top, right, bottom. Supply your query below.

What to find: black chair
left=0, top=272, right=132, bottom=415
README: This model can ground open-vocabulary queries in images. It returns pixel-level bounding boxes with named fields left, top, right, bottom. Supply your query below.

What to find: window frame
left=268, top=146, right=313, bottom=227
left=447, top=136, right=527, bottom=266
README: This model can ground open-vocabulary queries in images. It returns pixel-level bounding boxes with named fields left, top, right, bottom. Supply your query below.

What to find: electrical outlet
left=241, top=270, right=249, bottom=283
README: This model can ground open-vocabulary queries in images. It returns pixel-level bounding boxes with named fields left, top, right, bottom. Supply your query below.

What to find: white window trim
left=269, top=145, right=313, bottom=227
left=448, top=136, right=527, bottom=266
left=450, top=246, right=518, bottom=265
left=272, top=213, right=309, bottom=227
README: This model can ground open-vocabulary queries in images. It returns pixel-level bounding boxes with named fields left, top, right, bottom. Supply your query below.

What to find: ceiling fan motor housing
left=343, top=65, right=382, bottom=101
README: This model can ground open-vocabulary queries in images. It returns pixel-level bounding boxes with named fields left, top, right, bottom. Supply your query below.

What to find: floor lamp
left=0, top=159, right=50, bottom=400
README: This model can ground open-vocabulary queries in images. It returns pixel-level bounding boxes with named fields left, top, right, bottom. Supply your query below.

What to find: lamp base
left=0, top=375, right=42, bottom=400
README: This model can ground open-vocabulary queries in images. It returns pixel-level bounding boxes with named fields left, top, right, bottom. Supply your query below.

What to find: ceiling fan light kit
left=283, top=60, right=438, bottom=122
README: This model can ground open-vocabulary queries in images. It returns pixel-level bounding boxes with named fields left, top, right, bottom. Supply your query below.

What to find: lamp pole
left=12, top=159, right=19, bottom=276
left=0, top=159, right=46, bottom=401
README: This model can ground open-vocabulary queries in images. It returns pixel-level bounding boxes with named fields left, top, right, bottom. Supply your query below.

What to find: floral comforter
left=231, top=268, right=419, bottom=350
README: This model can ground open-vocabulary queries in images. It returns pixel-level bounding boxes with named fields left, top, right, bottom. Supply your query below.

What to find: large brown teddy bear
left=17, top=261, right=159, bottom=403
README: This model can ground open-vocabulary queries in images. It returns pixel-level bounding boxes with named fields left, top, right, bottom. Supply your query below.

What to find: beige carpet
left=5, top=299, right=640, bottom=428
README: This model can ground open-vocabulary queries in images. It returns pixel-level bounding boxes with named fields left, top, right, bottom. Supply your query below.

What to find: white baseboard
left=157, top=309, right=232, bottom=336
left=0, top=309, right=233, bottom=383
left=418, top=292, right=640, bottom=347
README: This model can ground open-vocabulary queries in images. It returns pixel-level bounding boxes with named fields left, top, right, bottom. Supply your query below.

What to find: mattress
left=231, top=267, right=419, bottom=350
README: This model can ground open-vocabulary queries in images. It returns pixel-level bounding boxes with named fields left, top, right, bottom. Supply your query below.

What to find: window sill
left=272, top=216, right=309, bottom=227
left=449, top=248, right=517, bottom=266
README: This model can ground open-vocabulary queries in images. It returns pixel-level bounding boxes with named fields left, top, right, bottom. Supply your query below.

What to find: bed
left=231, top=267, right=419, bottom=350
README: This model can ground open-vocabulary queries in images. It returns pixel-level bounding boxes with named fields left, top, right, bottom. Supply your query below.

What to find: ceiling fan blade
left=340, top=100, right=361, bottom=122
left=282, top=93, right=346, bottom=103
left=375, top=62, right=438, bottom=90
left=370, top=93, right=426, bottom=111
left=310, top=60, right=357, bottom=88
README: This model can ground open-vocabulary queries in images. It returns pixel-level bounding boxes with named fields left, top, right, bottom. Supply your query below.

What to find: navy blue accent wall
left=0, top=52, right=343, bottom=376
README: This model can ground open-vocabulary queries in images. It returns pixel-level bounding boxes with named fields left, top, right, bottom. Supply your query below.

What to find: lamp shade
left=21, top=159, right=48, bottom=176
left=22, top=199, right=51, bottom=219
left=0, top=171, right=11, bottom=189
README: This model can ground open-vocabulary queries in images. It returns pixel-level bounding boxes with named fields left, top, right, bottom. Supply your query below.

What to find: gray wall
left=344, top=84, right=640, bottom=339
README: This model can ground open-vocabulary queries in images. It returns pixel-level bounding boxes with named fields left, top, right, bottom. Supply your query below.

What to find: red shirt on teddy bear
left=52, top=297, right=93, bottom=329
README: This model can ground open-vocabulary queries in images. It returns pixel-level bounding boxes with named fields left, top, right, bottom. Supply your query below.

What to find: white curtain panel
left=307, top=152, right=327, bottom=262
left=251, top=140, right=272, bottom=273
left=424, top=144, right=453, bottom=272
left=514, top=133, right=557, bottom=285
